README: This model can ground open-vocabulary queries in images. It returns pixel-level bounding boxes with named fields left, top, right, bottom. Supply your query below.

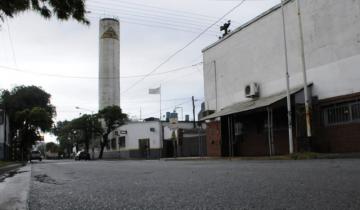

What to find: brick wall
left=313, top=93, right=360, bottom=153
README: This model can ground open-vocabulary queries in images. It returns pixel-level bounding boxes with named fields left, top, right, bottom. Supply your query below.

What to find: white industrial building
left=202, top=0, right=360, bottom=156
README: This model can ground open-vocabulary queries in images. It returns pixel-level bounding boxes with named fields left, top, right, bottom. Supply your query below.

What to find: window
left=323, top=101, right=360, bottom=126
left=118, top=136, right=126, bottom=148
left=111, top=138, right=117, bottom=150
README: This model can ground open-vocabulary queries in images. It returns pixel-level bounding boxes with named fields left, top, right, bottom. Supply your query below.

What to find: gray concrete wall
left=102, top=149, right=161, bottom=159
left=99, top=18, right=120, bottom=110
left=203, top=0, right=360, bottom=111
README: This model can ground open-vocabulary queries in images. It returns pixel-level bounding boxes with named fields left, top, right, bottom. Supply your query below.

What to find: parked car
left=30, top=150, right=42, bottom=162
left=75, top=151, right=90, bottom=160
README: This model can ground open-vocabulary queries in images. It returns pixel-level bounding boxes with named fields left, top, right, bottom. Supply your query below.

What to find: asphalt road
left=28, top=159, right=360, bottom=210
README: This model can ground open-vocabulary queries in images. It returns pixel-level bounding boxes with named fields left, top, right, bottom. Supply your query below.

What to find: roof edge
left=202, top=0, right=293, bottom=53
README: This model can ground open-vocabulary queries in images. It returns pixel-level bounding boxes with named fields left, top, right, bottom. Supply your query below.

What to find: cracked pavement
left=26, top=159, right=360, bottom=210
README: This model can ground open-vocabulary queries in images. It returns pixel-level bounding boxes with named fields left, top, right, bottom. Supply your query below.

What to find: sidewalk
left=0, top=164, right=31, bottom=210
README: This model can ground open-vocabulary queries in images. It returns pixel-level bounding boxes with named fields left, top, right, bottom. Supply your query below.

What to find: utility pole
left=159, top=85, right=162, bottom=121
left=296, top=0, right=312, bottom=137
left=281, top=0, right=294, bottom=154
left=192, top=96, right=196, bottom=128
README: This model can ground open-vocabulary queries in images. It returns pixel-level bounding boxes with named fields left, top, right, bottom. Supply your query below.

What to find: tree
left=45, top=142, right=59, bottom=153
left=96, top=106, right=127, bottom=159
left=0, top=0, right=89, bottom=24
left=70, top=114, right=100, bottom=153
left=53, top=114, right=101, bottom=156
left=0, top=85, right=56, bottom=160
left=53, top=120, right=74, bottom=158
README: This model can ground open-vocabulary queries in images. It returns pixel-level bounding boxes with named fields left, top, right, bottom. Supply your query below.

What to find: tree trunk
left=98, top=135, right=108, bottom=159
left=85, top=140, right=89, bottom=153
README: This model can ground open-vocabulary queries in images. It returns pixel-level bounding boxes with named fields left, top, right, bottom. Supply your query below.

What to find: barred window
left=118, top=136, right=126, bottom=148
left=323, top=101, right=360, bottom=126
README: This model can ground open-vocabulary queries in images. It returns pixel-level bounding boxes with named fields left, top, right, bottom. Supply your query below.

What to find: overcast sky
left=0, top=0, right=280, bottom=142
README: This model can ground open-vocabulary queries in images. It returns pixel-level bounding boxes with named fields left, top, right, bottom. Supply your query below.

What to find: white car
left=30, top=150, right=42, bottom=161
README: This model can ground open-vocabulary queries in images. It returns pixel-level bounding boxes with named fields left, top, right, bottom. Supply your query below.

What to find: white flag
left=149, top=87, right=161, bottom=94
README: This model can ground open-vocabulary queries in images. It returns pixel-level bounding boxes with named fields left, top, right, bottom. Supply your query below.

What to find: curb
left=0, top=163, right=26, bottom=175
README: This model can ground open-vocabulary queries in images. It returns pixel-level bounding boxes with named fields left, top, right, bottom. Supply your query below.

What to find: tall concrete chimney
left=99, top=18, right=120, bottom=110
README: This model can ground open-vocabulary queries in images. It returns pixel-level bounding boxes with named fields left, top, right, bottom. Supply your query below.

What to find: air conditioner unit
left=245, top=83, right=260, bottom=98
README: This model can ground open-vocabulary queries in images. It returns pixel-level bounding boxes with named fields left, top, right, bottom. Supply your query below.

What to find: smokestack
left=99, top=18, right=120, bottom=110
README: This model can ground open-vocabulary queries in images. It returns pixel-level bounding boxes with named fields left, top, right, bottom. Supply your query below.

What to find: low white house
left=102, top=121, right=162, bottom=159
left=100, top=120, right=197, bottom=159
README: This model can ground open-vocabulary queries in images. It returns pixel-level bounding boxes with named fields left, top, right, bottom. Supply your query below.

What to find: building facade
left=102, top=121, right=162, bottom=159
left=202, top=0, right=360, bottom=156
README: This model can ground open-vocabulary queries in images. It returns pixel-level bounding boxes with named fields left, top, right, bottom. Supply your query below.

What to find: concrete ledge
left=162, top=153, right=360, bottom=161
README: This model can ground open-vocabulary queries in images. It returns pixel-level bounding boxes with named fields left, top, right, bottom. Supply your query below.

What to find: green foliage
left=52, top=105, right=128, bottom=158
left=98, top=106, right=128, bottom=135
left=0, top=85, right=55, bottom=154
left=52, top=120, right=74, bottom=156
left=0, top=0, right=89, bottom=24
left=53, top=114, right=102, bottom=153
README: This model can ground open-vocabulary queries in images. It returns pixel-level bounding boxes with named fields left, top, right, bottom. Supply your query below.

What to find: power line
left=0, top=62, right=202, bottom=79
left=5, top=18, right=17, bottom=67
left=87, top=2, right=222, bottom=29
left=89, top=9, right=219, bottom=36
left=88, top=13, right=218, bottom=36
left=121, top=0, right=247, bottom=95
left=88, top=14, right=217, bottom=36
left=88, top=0, right=224, bottom=23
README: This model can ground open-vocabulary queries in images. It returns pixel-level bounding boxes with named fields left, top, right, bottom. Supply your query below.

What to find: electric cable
left=0, top=62, right=202, bottom=80
left=120, top=0, right=247, bottom=95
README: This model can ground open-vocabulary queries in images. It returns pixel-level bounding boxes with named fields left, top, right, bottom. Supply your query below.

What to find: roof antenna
left=220, top=20, right=231, bottom=38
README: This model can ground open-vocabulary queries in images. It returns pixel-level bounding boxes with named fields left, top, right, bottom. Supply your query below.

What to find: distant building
left=202, top=0, right=360, bottom=156
left=100, top=121, right=202, bottom=159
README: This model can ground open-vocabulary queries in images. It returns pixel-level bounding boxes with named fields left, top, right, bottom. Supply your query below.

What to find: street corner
left=0, top=164, right=32, bottom=210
